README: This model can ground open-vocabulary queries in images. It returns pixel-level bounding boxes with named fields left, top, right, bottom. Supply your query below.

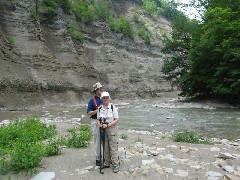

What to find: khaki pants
left=103, top=125, right=119, bottom=166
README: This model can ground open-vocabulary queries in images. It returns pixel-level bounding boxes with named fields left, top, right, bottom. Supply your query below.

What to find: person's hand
left=97, top=120, right=101, bottom=127
left=102, top=124, right=108, bottom=128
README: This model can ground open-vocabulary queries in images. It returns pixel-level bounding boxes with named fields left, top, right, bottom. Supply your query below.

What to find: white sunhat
left=101, top=91, right=110, bottom=99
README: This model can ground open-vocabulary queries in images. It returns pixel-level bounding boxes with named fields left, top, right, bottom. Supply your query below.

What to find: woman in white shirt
left=97, top=91, right=119, bottom=173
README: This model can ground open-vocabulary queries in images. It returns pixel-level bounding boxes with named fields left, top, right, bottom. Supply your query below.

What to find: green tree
left=162, top=0, right=240, bottom=103
left=162, top=12, right=199, bottom=86
left=188, top=2, right=240, bottom=101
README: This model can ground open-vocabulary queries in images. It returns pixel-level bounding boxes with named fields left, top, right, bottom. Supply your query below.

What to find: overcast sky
left=176, top=0, right=202, bottom=20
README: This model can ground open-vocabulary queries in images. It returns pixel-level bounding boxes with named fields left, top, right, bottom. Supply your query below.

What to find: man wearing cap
left=87, top=82, right=103, bottom=166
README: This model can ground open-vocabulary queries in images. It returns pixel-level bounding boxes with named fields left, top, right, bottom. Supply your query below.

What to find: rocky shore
left=2, top=119, right=240, bottom=180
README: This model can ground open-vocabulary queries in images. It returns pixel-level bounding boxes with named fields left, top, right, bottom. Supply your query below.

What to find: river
left=0, top=97, right=239, bottom=140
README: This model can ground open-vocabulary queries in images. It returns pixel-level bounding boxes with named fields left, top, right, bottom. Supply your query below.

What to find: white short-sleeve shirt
left=97, top=103, right=118, bottom=123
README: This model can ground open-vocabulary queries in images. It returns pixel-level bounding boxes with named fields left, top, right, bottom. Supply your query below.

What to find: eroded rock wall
left=0, top=0, right=173, bottom=107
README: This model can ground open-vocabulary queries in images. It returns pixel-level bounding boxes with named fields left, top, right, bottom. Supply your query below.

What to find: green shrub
left=44, top=136, right=66, bottom=156
left=109, top=16, right=134, bottom=38
left=31, top=6, right=38, bottom=19
left=42, top=0, right=58, bottom=19
left=135, top=136, right=143, bottom=142
left=5, top=35, right=14, bottom=45
left=13, top=79, right=38, bottom=92
left=133, top=12, right=140, bottom=23
left=120, top=134, right=128, bottom=140
left=0, top=118, right=92, bottom=175
left=173, top=130, right=210, bottom=144
left=67, top=124, right=92, bottom=148
left=68, top=20, right=84, bottom=42
left=141, top=0, right=160, bottom=17
left=94, top=0, right=113, bottom=21
left=0, top=151, right=11, bottom=175
left=58, top=0, right=72, bottom=14
left=73, top=0, right=95, bottom=23
left=0, top=78, right=11, bottom=90
left=0, top=117, right=57, bottom=174
left=138, top=26, right=151, bottom=44
left=10, top=141, right=45, bottom=173
left=0, top=78, right=39, bottom=92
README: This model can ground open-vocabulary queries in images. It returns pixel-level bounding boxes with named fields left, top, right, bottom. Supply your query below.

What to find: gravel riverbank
left=2, top=120, right=240, bottom=180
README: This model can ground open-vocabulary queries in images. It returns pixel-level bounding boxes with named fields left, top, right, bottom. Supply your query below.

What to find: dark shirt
left=87, top=96, right=103, bottom=119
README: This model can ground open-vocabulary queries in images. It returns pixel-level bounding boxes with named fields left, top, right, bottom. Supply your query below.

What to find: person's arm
left=87, top=109, right=98, bottom=116
left=108, top=118, right=119, bottom=127
left=87, top=99, right=98, bottom=116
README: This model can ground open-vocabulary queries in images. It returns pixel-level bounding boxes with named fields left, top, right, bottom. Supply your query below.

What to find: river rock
left=224, top=174, right=240, bottom=180
left=211, top=147, right=221, bottom=152
left=176, top=170, right=188, bottom=177
left=163, top=167, right=173, bottom=173
left=223, top=165, right=235, bottom=173
left=218, top=152, right=238, bottom=160
left=142, top=159, right=155, bottom=166
left=205, top=171, right=223, bottom=179
left=30, top=172, right=55, bottom=180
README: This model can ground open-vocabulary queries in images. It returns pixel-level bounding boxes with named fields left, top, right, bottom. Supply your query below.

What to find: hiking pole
left=99, top=118, right=104, bottom=174
left=99, top=118, right=109, bottom=174
left=102, top=118, right=108, bottom=173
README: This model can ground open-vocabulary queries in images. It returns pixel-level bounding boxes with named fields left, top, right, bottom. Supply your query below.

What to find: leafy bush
left=0, top=118, right=56, bottom=149
left=68, top=20, right=84, bottom=42
left=73, top=0, right=95, bottom=23
left=109, top=16, right=134, bottom=38
left=44, top=136, right=66, bottom=156
left=10, top=141, right=45, bottom=173
left=0, top=150, right=11, bottom=175
left=58, top=0, right=72, bottom=14
left=0, top=78, right=39, bottom=92
left=120, top=134, right=128, bottom=140
left=135, top=136, right=143, bottom=142
left=42, top=0, right=58, bottom=19
left=94, top=0, right=113, bottom=21
left=138, top=26, right=151, bottom=44
left=0, top=117, right=57, bottom=174
left=67, top=124, right=92, bottom=148
left=0, top=78, right=11, bottom=90
left=141, top=0, right=160, bottom=17
left=0, top=118, right=92, bottom=175
left=133, top=12, right=140, bottom=23
left=173, top=130, right=210, bottom=144
left=5, top=35, right=14, bottom=45
left=31, top=6, right=38, bottom=19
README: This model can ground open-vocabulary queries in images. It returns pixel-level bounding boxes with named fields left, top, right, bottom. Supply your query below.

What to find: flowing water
left=0, top=98, right=239, bottom=140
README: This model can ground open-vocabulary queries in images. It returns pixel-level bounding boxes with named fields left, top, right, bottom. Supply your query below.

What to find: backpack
left=98, top=103, right=114, bottom=112
left=93, top=97, right=113, bottom=112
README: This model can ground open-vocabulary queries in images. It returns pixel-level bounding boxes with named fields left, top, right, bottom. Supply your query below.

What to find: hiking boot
left=96, top=160, right=100, bottom=166
left=113, top=165, right=119, bottom=173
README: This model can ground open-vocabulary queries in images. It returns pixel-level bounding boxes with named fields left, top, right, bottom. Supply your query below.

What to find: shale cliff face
left=0, top=0, right=173, bottom=107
